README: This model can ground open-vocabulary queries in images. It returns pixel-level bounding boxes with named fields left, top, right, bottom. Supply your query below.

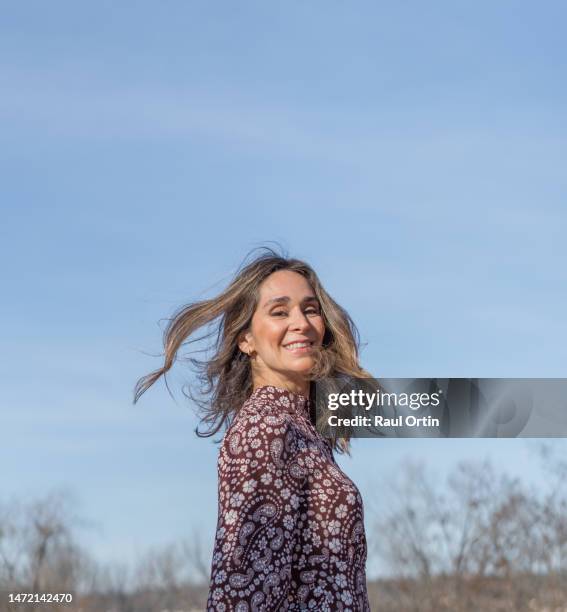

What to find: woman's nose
left=289, top=308, right=310, bottom=330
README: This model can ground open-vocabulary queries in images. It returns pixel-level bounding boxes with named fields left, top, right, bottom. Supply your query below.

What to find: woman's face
left=239, top=270, right=326, bottom=394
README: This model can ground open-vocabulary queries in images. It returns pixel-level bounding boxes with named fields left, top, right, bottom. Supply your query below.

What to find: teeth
left=285, top=342, right=311, bottom=349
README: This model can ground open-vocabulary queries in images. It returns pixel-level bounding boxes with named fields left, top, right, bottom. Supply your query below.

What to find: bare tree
left=0, top=487, right=100, bottom=611
left=369, top=451, right=567, bottom=612
left=180, top=528, right=211, bottom=585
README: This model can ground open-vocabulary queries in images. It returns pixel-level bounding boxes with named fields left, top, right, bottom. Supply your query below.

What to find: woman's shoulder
left=241, top=385, right=309, bottom=414
left=219, top=386, right=312, bottom=457
left=224, top=400, right=296, bottom=446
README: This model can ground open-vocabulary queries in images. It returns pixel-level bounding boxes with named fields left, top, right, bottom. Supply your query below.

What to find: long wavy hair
left=133, top=246, right=371, bottom=454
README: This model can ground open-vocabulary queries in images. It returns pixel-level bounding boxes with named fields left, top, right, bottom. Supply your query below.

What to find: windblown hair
left=133, top=246, right=372, bottom=454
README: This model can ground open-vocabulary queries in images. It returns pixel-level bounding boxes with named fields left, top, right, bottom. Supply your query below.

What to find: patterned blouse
left=206, top=385, right=370, bottom=611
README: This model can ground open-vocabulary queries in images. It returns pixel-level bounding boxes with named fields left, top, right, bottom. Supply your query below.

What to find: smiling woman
left=237, top=269, right=327, bottom=398
left=133, top=246, right=373, bottom=611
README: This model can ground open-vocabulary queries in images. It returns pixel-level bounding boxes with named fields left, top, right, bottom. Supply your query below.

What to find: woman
left=134, top=247, right=372, bottom=611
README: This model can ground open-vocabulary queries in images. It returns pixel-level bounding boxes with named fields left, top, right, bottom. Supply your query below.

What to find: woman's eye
left=271, top=308, right=320, bottom=317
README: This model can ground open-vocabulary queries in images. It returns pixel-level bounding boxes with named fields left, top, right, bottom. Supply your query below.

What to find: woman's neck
left=252, top=374, right=310, bottom=398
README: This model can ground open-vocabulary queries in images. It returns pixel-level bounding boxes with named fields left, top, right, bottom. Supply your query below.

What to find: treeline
left=367, top=441, right=567, bottom=611
left=0, top=488, right=209, bottom=612
left=1, top=442, right=566, bottom=611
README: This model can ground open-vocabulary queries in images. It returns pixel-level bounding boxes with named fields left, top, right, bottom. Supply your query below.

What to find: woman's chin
left=283, top=359, right=315, bottom=375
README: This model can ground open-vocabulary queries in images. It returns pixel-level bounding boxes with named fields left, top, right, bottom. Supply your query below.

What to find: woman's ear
left=238, top=330, right=254, bottom=356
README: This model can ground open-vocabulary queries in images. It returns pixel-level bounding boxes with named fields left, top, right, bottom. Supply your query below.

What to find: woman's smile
left=283, top=340, right=314, bottom=354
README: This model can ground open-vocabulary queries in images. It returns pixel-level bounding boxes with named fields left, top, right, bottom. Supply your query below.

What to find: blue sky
left=1, top=1, right=566, bottom=578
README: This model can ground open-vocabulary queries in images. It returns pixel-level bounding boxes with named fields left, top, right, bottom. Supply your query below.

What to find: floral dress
left=206, top=385, right=370, bottom=611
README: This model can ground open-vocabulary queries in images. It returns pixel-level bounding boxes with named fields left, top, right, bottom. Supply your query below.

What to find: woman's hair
left=133, top=245, right=371, bottom=454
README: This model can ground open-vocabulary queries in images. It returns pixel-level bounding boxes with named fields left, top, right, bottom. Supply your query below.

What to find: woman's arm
left=206, top=412, right=307, bottom=611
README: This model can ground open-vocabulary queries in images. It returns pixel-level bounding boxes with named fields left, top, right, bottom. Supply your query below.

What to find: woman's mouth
left=283, top=341, right=314, bottom=354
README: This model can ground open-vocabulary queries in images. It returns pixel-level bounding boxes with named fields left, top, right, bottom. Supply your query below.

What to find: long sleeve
left=206, top=410, right=308, bottom=611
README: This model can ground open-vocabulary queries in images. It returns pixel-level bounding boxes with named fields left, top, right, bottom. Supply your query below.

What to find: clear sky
left=1, top=1, right=566, bottom=579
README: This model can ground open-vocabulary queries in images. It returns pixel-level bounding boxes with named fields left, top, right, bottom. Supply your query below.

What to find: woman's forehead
left=258, top=270, right=314, bottom=300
